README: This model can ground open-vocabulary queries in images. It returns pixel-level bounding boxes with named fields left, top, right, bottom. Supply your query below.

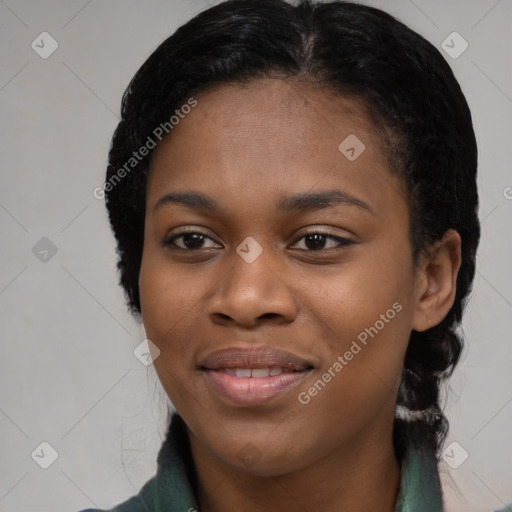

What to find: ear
left=412, top=229, right=462, bottom=332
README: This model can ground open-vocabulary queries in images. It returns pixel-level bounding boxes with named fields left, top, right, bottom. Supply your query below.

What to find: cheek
left=138, top=248, right=206, bottom=381
left=297, top=248, right=414, bottom=409
left=307, top=247, right=414, bottom=344
left=305, top=283, right=409, bottom=398
left=139, top=261, right=202, bottom=413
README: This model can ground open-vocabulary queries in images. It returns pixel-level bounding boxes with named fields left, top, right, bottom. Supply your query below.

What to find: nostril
left=209, top=312, right=233, bottom=323
left=259, top=312, right=280, bottom=320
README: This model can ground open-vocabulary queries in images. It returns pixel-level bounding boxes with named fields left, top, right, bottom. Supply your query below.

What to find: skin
left=138, top=78, right=461, bottom=512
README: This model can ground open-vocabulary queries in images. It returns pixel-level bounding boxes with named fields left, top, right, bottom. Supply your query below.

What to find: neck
left=188, top=423, right=401, bottom=512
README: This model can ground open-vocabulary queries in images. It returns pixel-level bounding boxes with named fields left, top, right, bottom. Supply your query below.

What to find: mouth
left=199, top=346, right=314, bottom=406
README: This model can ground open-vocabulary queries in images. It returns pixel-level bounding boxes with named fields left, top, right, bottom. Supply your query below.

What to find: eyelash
left=162, top=228, right=354, bottom=252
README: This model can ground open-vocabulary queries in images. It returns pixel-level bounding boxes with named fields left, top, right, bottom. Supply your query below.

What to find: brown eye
left=293, top=232, right=354, bottom=251
left=163, top=231, right=220, bottom=250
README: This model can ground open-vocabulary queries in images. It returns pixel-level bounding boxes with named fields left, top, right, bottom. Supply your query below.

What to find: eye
left=162, top=230, right=221, bottom=250
left=291, top=231, right=354, bottom=251
left=162, top=229, right=354, bottom=252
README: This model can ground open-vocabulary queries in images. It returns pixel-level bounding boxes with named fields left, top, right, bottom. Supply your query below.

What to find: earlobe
left=412, top=229, right=461, bottom=332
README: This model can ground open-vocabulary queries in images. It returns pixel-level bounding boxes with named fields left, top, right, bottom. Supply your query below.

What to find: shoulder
left=74, top=475, right=158, bottom=512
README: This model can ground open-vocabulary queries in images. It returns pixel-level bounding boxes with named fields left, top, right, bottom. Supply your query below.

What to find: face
left=139, top=78, right=421, bottom=476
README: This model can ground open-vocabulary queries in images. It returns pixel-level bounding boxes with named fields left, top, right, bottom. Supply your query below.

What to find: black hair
left=104, top=0, right=480, bottom=459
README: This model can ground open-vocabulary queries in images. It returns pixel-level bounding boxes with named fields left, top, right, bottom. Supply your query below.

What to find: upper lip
left=200, top=346, right=314, bottom=371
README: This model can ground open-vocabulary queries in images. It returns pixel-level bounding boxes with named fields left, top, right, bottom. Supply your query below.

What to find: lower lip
left=203, top=370, right=311, bottom=406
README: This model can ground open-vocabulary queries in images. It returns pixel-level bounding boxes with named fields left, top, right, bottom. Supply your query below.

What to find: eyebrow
left=153, top=189, right=374, bottom=215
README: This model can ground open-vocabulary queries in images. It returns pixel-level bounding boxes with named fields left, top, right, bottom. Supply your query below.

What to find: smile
left=223, top=367, right=297, bottom=377
left=199, top=346, right=315, bottom=406
left=203, top=368, right=312, bottom=406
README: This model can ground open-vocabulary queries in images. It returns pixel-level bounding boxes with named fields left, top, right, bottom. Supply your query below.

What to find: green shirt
left=75, top=413, right=501, bottom=512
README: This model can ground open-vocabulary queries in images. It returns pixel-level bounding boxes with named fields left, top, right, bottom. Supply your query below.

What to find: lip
left=200, top=346, right=314, bottom=406
left=200, top=346, right=313, bottom=371
left=203, top=369, right=311, bottom=406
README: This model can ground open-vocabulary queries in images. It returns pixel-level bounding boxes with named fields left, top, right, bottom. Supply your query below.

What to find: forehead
left=153, top=78, right=376, bottom=157
left=147, top=78, right=406, bottom=216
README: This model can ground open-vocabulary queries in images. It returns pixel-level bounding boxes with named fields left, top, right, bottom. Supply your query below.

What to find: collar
left=137, top=413, right=443, bottom=512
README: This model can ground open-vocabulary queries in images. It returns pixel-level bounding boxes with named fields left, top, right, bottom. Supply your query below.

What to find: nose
left=206, top=244, right=299, bottom=329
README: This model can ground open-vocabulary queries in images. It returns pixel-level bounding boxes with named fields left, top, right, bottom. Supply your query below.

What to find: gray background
left=0, top=0, right=511, bottom=511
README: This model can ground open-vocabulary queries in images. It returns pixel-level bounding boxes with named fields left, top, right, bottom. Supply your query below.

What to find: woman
left=80, top=0, right=488, bottom=510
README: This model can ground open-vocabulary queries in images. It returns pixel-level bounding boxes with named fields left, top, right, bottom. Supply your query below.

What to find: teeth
left=225, top=368, right=285, bottom=377
left=251, top=368, right=270, bottom=378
